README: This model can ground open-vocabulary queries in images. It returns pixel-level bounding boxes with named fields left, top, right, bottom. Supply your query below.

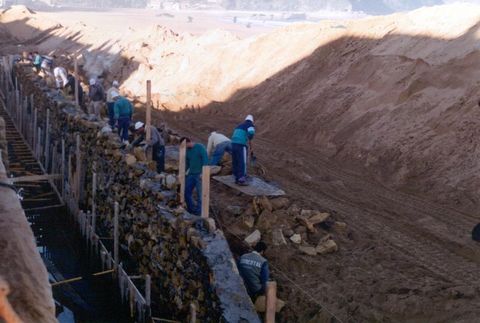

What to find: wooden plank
left=265, top=281, right=277, bottom=323
left=6, top=174, right=62, bottom=183
left=201, top=166, right=210, bottom=218
left=92, top=171, right=97, bottom=234
left=178, top=140, right=186, bottom=205
left=213, top=175, right=286, bottom=197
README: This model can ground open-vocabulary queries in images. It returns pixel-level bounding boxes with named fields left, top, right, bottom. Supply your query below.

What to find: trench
left=0, top=56, right=259, bottom=322
left=0, top=77, right=134, bottom=321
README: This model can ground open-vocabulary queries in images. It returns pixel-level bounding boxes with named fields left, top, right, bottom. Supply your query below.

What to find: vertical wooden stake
left=265, top=281, right=277, bottom=323
left=45, top=109, right=50, bottom=171
left=145, top=274, right=151, bottom=307
left=178, top=140, right=186, bottom=205
left=75, top=133, right=81, bottom=203
left=61, top=139, right=65, bottom=199
left=74, top=57, right=79, bottom=107
left=146, top=80, right=152, bottom=160
left=92, top=171, right=97, bottom=234
left=114, top=201, right=119, bottom=268
left=32, top=108, right=37, bottom=149
left=201, top=165, right=210, bottom=218
left=190, top=303, right=197, bottom=323
left=36, top=127, right=42, bottom=161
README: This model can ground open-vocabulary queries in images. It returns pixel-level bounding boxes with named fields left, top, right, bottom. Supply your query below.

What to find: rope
left=210, top=203, right=347, bottom=323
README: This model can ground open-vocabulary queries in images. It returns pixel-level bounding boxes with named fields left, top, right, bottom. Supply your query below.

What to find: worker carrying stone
left=106, top=80, right=120, bottom=128
left=53, top=66, right=68, bottom=90
left=238, top=241, right=270, bottom=298
left=207, top=131, right=232, bottom=166
left=181, top=137, right=208, bottom=216
left=88, top=78, right=105, bottom=120
left=131, top=121, right=166, bottom=173
left=231, top=115, right=255, bottom=185
left=112, top=91, right=133, bottom=144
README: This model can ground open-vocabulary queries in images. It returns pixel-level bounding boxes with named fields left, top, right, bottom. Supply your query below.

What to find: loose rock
left=244, top=230, right=261, bottom=246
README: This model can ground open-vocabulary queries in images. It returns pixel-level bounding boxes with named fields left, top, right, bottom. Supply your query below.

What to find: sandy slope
left=5, top=3, right=480, bottom=321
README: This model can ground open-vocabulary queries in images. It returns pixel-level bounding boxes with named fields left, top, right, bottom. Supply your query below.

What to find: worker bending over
left=207, top=131, right=232, bottom=166
left=53, top=66, right=68, bottom=89
left=131, top=121, right=166, bottom=173
left=238, top=242, right=270, bottom=299
left=181, top=137, right=208, bottom=216
left=231, top=115, right=255, bottom=185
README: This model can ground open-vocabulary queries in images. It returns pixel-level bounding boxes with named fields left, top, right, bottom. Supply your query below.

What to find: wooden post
left=265, top=281, right=277, bottom=323
left=37, top=127, right=42, bottom=161
left=145, top=274, right=151, bottom=307
left=146, top=80, right=152, bottom=160
left=92, top=171, right=97, bottom=234
left=201, top=166, right=210, bottom=218
left=75, top=133, right=81, bottom=203
left=190, top=303, right=197, bottom=323
left=178, top=140, right=186, bottom=205
left=45, top=109, right=50, bottom=171
left=32, top=108, right=37, bottom=149
left=74, top=58, right=79, bottom=107
left=114, top=201, right=119, bottom=268
left=61, top=139, right=65, bottom=199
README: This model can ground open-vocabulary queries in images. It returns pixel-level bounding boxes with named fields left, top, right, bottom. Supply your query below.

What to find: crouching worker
left=182, top=137, right=208, bottom=216
left=238, top=242, right=269, bottom=299
left=207, top=131, right=231, bottom=166
left=131, top=121, right=166, bottom=173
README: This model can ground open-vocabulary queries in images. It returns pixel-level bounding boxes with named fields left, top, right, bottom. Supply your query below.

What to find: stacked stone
left=15, top=67, right=259, bottom=322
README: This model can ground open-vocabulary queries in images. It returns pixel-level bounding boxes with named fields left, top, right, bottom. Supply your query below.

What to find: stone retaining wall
left=15, top=67, right=259, bottom=322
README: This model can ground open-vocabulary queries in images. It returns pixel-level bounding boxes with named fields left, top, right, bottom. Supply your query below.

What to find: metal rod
left=44, top=109, right=50, bottom=170
left=92, top=171, right=97, bottom=234
left=114, top=201, right=119, bottom=268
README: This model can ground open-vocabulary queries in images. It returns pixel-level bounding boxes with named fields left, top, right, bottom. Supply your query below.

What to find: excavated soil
left=3, top=4, right=480, bottom=322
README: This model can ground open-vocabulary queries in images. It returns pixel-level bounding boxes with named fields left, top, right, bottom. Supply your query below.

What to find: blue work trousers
left=209, top=140, right=232, bottom=165
left=185, top=174, right=201, bottom=215
left=107, top=102, right=115, bottom=127
left=117, top=116, right=130, bottom=142
left=231, top=143, right=247, bottom=182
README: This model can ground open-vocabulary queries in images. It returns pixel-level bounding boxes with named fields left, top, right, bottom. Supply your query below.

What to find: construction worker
left=238, top=241, right=270, bottom=299
left=65, top=74, right=84, bottom=107
left=33, top=52, right=42, bottom=73
left=112, top=91, right=133, bottom=144
left=207, top=131, right=231, bottom=166
left=40, top=55, right=54, bottom=77
left=131, top=121, right=166, bottom=173
left=181, top=137, right=208, bottom=216
left=106, top=80, right=119, bottom=128
left=231, top=115, right=255, bottom=185
left=53, top=66, right=68, bottom=89
left=88, top=78, right=105, bottom=120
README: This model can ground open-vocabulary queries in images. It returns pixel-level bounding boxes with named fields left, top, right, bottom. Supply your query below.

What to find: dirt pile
left=5, top=3, right=480, bottom=321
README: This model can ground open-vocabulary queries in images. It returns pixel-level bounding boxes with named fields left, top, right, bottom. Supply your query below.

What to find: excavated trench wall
left=15, top=68, right=259, bottom=322
left=0, top=116, right=56, bottom=323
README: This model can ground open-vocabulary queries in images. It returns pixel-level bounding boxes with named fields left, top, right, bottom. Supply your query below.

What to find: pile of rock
left=234, top=196, right=346, bottom=257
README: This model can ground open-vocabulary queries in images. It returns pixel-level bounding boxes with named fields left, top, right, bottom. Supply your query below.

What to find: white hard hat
left=112, top=80, right=119, bottom=87
left=111, top=91, right=120, bottom=99
left=134, top=121, right=145, bottom=130
left=89, top=78, right=96, bottom=85
left=245, top=114, right=254, bottom=122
